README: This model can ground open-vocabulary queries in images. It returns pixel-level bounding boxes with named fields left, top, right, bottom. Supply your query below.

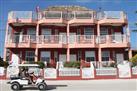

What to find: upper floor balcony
left=8, top=11, right=37, bottom=25
left=37, top=10, right=96, bottom=24
left=8, top=11, right=127, bottom=25
left=98, top=35, right=130, bottom=48
left=5, top=34, right=129, bottom=48
left=6, top=35, right=37, bottom=48
left=98, top=11, right=127, bottom=24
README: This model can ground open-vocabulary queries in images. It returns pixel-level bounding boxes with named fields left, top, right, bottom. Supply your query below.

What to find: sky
left=0, top=0, right=137, bottom=57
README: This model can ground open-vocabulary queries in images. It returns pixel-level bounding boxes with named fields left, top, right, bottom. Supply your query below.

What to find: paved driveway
left=0, top=79, right=137, bottom=91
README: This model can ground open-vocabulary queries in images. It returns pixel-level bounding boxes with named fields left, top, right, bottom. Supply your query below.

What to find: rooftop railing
left=8, top=11, right=37, bottom=20
left=97, top=11, right=126, bottom=20
left=8, top=10, right=126, bottom=21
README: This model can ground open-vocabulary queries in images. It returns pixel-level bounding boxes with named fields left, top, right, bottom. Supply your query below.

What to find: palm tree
left=0, top=56, right=3, bottom=61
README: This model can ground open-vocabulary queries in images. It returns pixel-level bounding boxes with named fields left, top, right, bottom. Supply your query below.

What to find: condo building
left=4, top=6, right=132, bottom=69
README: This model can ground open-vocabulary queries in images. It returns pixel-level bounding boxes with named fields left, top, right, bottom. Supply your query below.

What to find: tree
left=0, top=56, right=3, bottom=61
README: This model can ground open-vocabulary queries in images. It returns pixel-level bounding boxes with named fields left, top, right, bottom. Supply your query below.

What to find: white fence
left=59, top=68, right=80, bottom=76
left=96, top=68, right=117, bottom=76
left=132, top=67, right=137, bottom=75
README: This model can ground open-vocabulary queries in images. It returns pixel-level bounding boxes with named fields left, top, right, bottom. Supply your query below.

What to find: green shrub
left=0, top=61, right=9, bottom=68
left=110, top=62, right=117, bottom=68
left=64, top=61, right=80, bottom=68
left=129, top=54, right=137, bottom=67
left=35, top=61, right=45, bottom=69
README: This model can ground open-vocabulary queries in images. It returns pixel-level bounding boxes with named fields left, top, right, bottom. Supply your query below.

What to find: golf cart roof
left=18, top=64, right=39, bottom=67
left=9, top=64, right=39, bottom=67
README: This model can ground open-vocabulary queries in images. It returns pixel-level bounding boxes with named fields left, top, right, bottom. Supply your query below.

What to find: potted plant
left=64, top=61, right=80, bottom=68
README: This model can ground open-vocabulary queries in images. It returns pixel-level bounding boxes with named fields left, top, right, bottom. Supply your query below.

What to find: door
left=11, top=54, right=19, bottom=65
left=59, top=54, right=66, bottom=62
left=41, top=28, right=51, bottom=35
left=69, top=33, right=76, bottom=44
left=116, top=53, right=124, bottom=64
left=113, top=32, right=122, bottom=43
left=41, top=29, right=52, bottom=42
left=40, top=51, right=51, bottom=63
left=70, top=54, right=76, bottom=62
left=100, top=28, right=108, bottom=43
left=14, top=32, right=20, bottom=43
left=59, top=33, right=67, bottom=44
left=27, top=28, right=36, bottom=42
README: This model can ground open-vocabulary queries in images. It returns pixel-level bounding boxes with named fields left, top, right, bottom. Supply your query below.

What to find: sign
left=44, top=68, right=57, bottom=79
left=0, top=67, right=5, bottom=76
left=118, top=62, right=131, bottom=78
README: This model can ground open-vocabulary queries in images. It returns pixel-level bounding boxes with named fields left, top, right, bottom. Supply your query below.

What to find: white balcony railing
left=38, top=35, right=61, bottom=44
left=8, top=11, right=126, bottom=21
left=6, top=34, right=129, bottom=45
left=98, top=35, right=129, bottom=44
left=7, top=35, right=37, bottom=44
left=76, top=35, right=94, bottom=44
left=7, top=35, right=30, bottom=43
left=8, top=11, right=36, bottom=20
left=43, top=11, right=62, bottom=19
left=97, top=11, right=126, bottom=20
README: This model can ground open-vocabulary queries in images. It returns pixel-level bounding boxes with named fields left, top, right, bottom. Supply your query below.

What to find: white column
left=67, top=48, right=70, bottom=62
left=128, top=49, right=132, bottom=59
left=35, top=23, right=39, bottom=62
left=66, top=24, right=70, bottom=62
left=97, top=24, right=102, bottom=62
left=3, top=23, right=9, bottom=61
left=35, top=48, right=38, bottom=62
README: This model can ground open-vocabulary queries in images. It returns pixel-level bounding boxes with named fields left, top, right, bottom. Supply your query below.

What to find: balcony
left=6, top=35, right=36, bottom=48
left=6, top=34, right=129, bottom=48
left=8, top=11, right=96, bottom=24
left=98, top=11, right=127, bottom=24
left=8, top=11, right=37, bottom=24
left=69, top=11, right=96, bottom=24
left=98, top=35, right=129, bottom=48
left=8, top=11, right=127, bottom=25
left=69, top=35, right=96, bottom=48
left=39, top=11, right=63, bottom=24
left=37, top=35, right=65, bottom=48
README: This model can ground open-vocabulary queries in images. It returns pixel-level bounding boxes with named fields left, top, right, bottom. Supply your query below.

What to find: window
left=102, top=51, right=110, bottom=61
left=84, top=28, right=94, bottom=39
left=85, top=51, right=95, bottom=62
left=100, top=28, right=108, bottom=35
left=25, top=51, right=35, bottom=63
left=41, top=28, right=52, bottom=42
left=40, top=51, right=50, bottom=63
left=27, top=28, right=36, bottom=42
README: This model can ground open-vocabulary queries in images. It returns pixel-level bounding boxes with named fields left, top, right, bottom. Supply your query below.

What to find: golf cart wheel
left=11, top=82, right=20, bottom=90
left=38, top=83, right=46, bottom=90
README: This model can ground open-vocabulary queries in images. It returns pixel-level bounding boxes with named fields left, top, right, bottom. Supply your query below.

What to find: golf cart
left=7, top=64, right=47, bottom=90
